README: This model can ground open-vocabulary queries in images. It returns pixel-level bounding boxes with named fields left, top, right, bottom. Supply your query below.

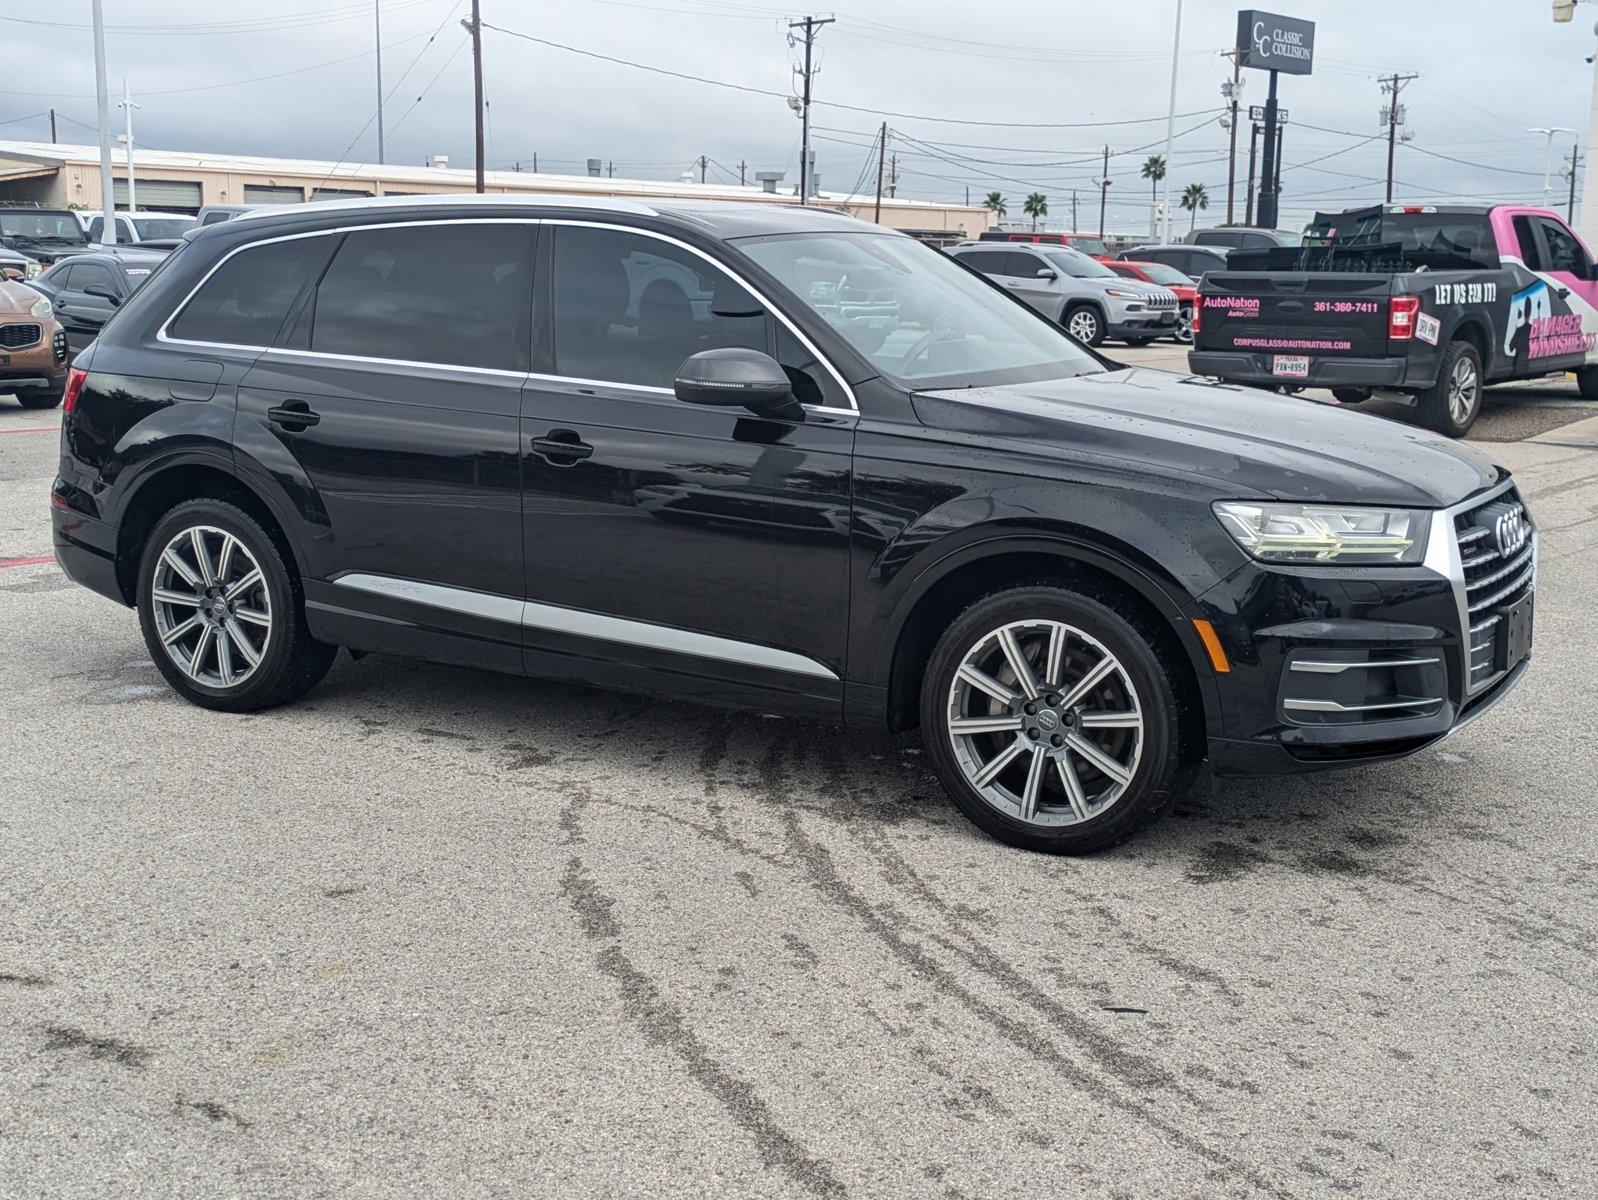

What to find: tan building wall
left=0, top=144, right=991, bottom=237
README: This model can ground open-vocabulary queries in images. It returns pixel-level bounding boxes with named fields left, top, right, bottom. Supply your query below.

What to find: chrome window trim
left=155, top=215, right=859, bottom=413
left=332, top=572, right=840, bottom=681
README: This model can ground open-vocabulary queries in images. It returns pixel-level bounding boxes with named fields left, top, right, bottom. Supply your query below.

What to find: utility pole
left=1095, top=145, right=1112, bottom=240
left=789, top=15, right=835, bottom=205
left=607, top=161, right=615, bottom=178
left=1245, top=122, right=1259, bottom=226
left=1381, top=72, right=1418, bottom=204
left=117, top=79, right=139, bottom=215
left=699, top=154, right=708, bottom=184
left=374, top=0, right=385, bottom=163
left=873, top=121, right=887, bottom=223
left=1223, top=51, right=1242, bottom=224
left=91, top=0, right=116, bottom=244
left=739, top=159, right=746, bottom=186
left=1071, top=189, right=1079, bottom=231
left=465, top=0, right=484, bottom=192
left=48, top=109, right=57, bottom=143
left=888, top=152, right=897, bottom=197
left=532, top=151, right=537, bottom=173
left=1566, top=142, right=1583, bottom=222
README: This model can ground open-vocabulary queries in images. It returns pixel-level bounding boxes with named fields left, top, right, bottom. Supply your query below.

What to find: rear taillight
left=1191, top=301, right=1202, bottom=334
left=1388, top=295, right=1420, bottom=341
left=62, top=366, right=88, bottom=413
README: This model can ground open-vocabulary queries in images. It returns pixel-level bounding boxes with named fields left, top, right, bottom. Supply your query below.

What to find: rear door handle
left=267, top=400, right=320, bottom=430
left=529, top=430, right=593, bottom=465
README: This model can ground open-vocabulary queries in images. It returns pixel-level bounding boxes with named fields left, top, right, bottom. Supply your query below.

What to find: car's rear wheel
left=15, top=386, right=63, bottom=410
left=136, top=499, right=336, bottom=712
left=1414, top=340, right=1482, bottom=437
left=1062, top=305, right=1104, bottom=347
left=1175, top=305, right=1194, bottom=344
left=919, top=584, right=1194, bottom=854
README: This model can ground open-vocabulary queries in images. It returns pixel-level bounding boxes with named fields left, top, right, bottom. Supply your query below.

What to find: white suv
left=949, top=242, right=1178, bottom=346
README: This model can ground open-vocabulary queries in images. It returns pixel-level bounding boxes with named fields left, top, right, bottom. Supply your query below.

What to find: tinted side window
left=956, top=250, right=1010, bottom=276
left=50, top=264, right=77, bottom=290
left=74, top=263, right=118, bottom=295
left=552, top=225, right=766, bottom=388
left=1238, top=232, right=1272, bottom=249
left=1513, top=216, right=1542, bottom=268
left=169, top=236, right=333, bottom=346
left=1536, top=218, right=1586, bottom=274
left=311, top=223, right=534, bottom=371
left=1005, top=252, right=1043, bottom=277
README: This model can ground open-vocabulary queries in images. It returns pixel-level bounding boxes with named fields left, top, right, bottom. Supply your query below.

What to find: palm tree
left=1180, top=182, right=1210, bottom=233
left=1140, top=155, right=1166, bottom=207
left=1022, top=192, right=1048, bottom=232
left=983, top=191, right=1007, bottom=217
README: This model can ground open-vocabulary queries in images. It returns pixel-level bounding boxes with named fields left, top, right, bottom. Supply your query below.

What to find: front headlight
left=1213, top=501, right=1431, bottom=564
left=30, top=296, right=52, bottom=319
left=1104, top=288, right=1142, bottom=299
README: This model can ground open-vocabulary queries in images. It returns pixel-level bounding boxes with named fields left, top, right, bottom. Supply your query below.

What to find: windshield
left=0, top=212, right=87, bottom=243
left=737, top=231, right=1101, bottom=389
left=132, top=216, right=195, bottom=239
left=1065, top=236, right=1108, bottom=257
left=1043, top=249, right=1115, bottom=279
left=1127, top=262, right=1191, bottom=286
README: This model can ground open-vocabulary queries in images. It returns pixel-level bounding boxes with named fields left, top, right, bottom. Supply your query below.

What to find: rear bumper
left=51, top=491, right=124, bottom=605
left=1188, top=350, right=1408, bottom=388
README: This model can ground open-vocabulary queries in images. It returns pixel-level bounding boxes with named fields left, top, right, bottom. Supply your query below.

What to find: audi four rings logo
left=1493, top=510, right=1529, bottom=558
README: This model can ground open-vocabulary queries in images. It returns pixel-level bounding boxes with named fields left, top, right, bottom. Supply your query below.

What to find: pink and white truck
left=1188, top=203, right=1598, bottom=437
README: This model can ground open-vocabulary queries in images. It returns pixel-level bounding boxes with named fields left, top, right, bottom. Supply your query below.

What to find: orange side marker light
left=1192, top=619, right=1230, bottom=674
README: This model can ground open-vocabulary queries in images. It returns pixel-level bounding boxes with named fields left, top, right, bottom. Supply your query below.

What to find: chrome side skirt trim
left=331, top=573, right=839, bottom=681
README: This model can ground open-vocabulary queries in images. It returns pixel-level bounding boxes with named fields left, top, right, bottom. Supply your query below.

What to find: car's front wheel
left=15, top=385, right=64, bottom=410
left=136, top=499, right=337, bottom=712
left=1062, top=305, right=1104, bottom=347
left=920, top=584, right=1194, bottom=854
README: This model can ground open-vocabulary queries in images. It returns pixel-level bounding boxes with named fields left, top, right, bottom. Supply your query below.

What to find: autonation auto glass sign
left=1236, top=9, right=1315, bottom=76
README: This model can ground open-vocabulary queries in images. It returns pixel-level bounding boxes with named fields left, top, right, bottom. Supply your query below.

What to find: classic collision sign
left=1236, top=10, right=1315, bottom=76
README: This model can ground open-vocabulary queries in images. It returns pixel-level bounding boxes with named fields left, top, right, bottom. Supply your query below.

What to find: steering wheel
left=901, top=316, right=961, bottom=374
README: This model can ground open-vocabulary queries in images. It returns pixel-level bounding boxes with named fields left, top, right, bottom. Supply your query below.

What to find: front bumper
left=1198, top=478, right=1535, bottom=776
left=1188, top=350, right=1410, bottom=389
left=1108, top=309, right=1178, bottom=339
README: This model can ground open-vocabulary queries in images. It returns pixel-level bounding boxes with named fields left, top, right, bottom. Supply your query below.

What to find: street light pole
left=118, top=79, right=139, bottom=217
left=90, top=0, right=116, bottom=244
left=1158, top=0, right=1183, bottom=244
left=1529, top=126, right=1575, bottom=202
left=375, top=0, right=385, bottom=164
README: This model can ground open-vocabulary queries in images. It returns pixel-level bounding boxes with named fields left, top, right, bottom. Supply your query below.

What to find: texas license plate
left=1497, top=593, right=1534, bottom=671
left=1271, top=355, right=1309, bottom=378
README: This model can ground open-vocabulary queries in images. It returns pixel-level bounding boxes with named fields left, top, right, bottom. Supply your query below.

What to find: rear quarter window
left=167, top=236, right=334, bottom=347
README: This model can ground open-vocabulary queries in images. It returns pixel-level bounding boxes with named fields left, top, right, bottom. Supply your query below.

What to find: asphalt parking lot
left=1, top=378, right=1594, bottom=1199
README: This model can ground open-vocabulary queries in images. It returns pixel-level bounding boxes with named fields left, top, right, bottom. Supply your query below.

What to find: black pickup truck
left=1188, top=203, right=1598, bottom=437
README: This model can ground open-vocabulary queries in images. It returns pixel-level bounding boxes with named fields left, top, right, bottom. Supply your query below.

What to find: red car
left=978, top=231, right=1112, bottom=260
left=1108, top=260, right=1197, bottom=343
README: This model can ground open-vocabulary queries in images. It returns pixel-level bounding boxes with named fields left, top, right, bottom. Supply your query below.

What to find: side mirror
left=85, top=286, right=121, bottom=306
left=0, top=267, right=21, bottom=282
left=1035, top=268, right=1057, bottom=280
left=675, top=348, right=801, bottom=419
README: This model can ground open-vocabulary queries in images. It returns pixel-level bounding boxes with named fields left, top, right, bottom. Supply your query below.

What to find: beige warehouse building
left=0, top=141, right=990, bottom=238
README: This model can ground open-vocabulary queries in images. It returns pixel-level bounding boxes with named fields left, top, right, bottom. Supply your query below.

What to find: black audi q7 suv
left=50, top=196, right=1535, bottom=854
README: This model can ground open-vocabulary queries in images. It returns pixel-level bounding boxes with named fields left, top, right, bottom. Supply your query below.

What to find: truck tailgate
left=1196, top=273, right=1393, bottom=359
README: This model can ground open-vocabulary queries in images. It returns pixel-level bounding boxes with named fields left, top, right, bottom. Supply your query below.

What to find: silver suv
left=949, top=242, right=1178, bottom=346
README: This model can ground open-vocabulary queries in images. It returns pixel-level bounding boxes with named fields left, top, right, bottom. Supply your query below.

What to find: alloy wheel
left=1067, top=310, right=1099, bottom=343
left=1448, top=355, right=1479, bottom=426
left=150, top=525, right=273, bottom=689
left=945, top=619, right=1143, bottom=825
left=1176, top=306, right=1194, bottom=343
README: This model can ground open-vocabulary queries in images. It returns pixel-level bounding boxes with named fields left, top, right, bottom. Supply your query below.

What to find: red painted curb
left=0, top=554, right=54, bottom=569
left=0, top=426, right=57, bottom=435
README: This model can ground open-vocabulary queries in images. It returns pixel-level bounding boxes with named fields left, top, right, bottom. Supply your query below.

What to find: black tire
left=15, top=387, right=63, bottom=410
left=1122, top=337, right=1155, bottom=347
left=919, top=583, right=1196, bottom=855
left=136, top=498, right=336, bottom=712
left=1062, top=304, right=1105, bottom=347
left=1331, top=387, right=1370, bottom=405
left=1414, top=340, right=1483, bottom=438
left=1577, top=366, right=1598, bottom=399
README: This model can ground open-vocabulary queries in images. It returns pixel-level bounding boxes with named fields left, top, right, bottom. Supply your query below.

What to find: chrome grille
left=1454, top=489, right=1534, bottom=690
left=0, top=322, right=42, bottom=349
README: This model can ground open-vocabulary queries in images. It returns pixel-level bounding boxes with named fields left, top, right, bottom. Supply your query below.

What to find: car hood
left=912, top=367, right=1499, bottom=508
left=0, top=279, right=44, bottom=316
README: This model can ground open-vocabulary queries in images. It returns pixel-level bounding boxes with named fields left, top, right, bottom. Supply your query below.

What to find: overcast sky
left=1, top=0, right=1592, bottom=231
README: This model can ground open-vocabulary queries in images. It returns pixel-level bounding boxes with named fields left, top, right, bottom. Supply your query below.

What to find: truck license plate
left=1497, top=593, right=1534, bottom=672
left=1271, top=355, right=1309, bottom=378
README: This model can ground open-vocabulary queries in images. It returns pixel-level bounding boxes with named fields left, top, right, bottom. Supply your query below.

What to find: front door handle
left=267, top=400, right=320, bottom=430
left=529, top=429, right=593, bottom=466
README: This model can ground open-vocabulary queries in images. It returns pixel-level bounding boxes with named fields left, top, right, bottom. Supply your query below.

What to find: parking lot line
left=0, top=554, right=54, bottom=569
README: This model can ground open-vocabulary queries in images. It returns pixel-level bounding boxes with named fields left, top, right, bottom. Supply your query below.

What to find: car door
left=52, top=260, right=121, bottom=352
left=517, top=221, right=855, bottom=715
left=1002, top=250, right=1059, bottom=314
left=1523, top=215, right=1598, bottom=373
left=232, top=220, right=534, bottom=672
